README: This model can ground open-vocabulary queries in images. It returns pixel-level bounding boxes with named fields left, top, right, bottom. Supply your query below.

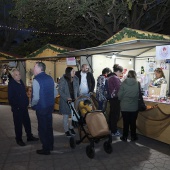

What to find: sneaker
left=69, top=128, right=76, bottom=135
left=65, top=131, right=72, bottom=137
left=111, top=131, right=120, bottom=137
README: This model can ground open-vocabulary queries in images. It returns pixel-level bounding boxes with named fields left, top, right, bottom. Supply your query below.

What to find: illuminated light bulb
left=129, top=59, right=132, bottom=64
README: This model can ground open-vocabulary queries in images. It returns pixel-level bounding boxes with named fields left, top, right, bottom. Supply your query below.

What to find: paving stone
left=0, top=105, right=170, bottom=170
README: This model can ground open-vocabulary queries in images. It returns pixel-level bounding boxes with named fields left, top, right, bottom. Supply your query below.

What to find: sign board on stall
left=66, top=57, right=76, bottom=66
left=156, top=45, right=170, bottom=60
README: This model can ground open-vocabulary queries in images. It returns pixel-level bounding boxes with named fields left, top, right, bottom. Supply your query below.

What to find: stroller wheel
left=103, top=141, right=112, bottom=154
left=86, top=145, right=95, bottom=159
left=70, top=136, right=76, bottom=149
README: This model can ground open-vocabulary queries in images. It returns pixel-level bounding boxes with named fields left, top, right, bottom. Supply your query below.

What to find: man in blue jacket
left=32, top=62, right=57, bottom=155
left=8, top=68, right=39, bottom=146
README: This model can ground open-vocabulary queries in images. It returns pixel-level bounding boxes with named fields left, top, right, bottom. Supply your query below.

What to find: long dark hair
left=64, top=67, right=74, bottom=97
left=64, top=67, right=73, bottom=81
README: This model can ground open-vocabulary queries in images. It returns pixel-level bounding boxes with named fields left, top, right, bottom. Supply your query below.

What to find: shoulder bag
left=138, top=82, right=147, bottom=111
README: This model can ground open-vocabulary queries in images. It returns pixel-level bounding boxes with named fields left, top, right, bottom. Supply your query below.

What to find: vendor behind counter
left=149, top=68, right=167, bottom=88
left=148, top=67, right=168, bottom=97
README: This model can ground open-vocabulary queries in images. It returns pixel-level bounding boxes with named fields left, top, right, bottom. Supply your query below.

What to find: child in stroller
left=68, top=95, right=112, bottom=159
left=79, top=99, right=93, bottom=117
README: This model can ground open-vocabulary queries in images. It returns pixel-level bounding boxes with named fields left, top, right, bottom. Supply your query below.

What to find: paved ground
left=0, top=105, right=170, bottom=170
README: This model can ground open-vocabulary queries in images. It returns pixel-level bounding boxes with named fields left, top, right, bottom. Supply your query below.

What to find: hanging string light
left=0, top=25, right=86, bottom=36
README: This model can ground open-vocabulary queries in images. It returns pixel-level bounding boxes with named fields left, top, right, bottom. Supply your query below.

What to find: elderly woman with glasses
left=150, top=68, right=167, bottom=87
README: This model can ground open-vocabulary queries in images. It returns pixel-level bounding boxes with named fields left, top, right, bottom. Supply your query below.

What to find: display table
left=0, top=85, right=8, bottom=103
left=117, top=100, right=170, bottom=144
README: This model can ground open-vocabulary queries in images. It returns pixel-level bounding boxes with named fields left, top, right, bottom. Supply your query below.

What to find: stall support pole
left=133, top=58, right=136, bottom=70
left=54, top=61, right=56, bottom=82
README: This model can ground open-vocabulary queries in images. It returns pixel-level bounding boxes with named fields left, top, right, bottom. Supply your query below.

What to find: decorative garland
left=26, top=44, right=69, bottom=58
left=102, top=27, right=170, bottom=45
left=0, top=53, right=14, bottom=60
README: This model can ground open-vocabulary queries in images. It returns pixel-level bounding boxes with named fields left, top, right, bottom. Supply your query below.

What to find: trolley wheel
left=103, top=141, right=112, bottom=154
left=86, top=145, right=95, bottom=159
left=70, top=136, right=76, bottom=149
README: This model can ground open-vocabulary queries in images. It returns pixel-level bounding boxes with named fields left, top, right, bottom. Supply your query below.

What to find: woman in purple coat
left=106, top=64, right=123, bottom=136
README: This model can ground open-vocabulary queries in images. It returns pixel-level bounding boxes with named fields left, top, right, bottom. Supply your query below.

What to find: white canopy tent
left=1, top=39, right=170, bottom=61
left=1, top=39, right=170, bottom=92
left=56, top=39, right=170, bottom=58
left=55, top=39, right=170, bottom=93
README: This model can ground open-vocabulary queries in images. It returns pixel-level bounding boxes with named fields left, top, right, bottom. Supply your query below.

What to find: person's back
left=106, top=73, right=122, bottom=99
left=33, top=72, right=54, bottom=110
left=118, top=78, right=138, bottom=112
left=31, top=62, right=57, bottom=155
left=118, top=70, right=139, bottom=142
left=106, top=64, right=123, bottom=137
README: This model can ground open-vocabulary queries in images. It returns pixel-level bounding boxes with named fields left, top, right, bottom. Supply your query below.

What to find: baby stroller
left=67, top=95, right=112, bottom=159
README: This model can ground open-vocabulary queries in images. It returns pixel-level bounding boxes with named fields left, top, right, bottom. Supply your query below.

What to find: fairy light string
left=0, top=25, right=86, bottom=36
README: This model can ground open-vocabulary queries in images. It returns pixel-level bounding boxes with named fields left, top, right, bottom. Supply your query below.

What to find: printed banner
left=146, top=62, right=156, bottom=73
left=66, top=57, right=76, bottom=65
left=156, top=45, right=170, bottom=60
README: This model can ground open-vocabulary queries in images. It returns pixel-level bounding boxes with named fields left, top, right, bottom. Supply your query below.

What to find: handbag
left=138, top=82, right=147, bottom=111
left=69, top=102, right=80, bottom=122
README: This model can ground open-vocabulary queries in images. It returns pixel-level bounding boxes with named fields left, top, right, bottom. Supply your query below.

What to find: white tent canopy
left=56, top=39, right=170, bottom=58
left=1, top=39, right=170, bottom=61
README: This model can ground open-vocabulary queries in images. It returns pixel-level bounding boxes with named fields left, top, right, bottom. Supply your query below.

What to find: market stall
left=0, top=85, right=8, bottom=103
left=0, top=53, right=17, bottom=103
left=51, top=28, right=170, bottom=144
left=25, top=43, right=76, bottom=86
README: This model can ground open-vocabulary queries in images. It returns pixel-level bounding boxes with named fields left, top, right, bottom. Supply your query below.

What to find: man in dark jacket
left=32, top=62, right=57, bottom=155
left=8, top=68, right=39, bottom=146
left=75, top=64, right=95, bottom=96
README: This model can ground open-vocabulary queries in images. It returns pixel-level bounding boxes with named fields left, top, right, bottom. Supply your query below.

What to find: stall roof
left=56, top=39, right=170, bottom=58
left=0, top=51, right=22, bottom=60
left=1, top=39, right=170, bottom=62
left=25, top=43, right=75, bottom=59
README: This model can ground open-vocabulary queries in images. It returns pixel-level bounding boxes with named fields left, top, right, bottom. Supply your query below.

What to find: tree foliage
left=9, top=0, right=170, bottom=51
left=0, top=0, right=17, bottom=51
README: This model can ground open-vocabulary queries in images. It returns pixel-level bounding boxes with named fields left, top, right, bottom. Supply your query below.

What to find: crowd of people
left=7, top=61, right=167, bottom=155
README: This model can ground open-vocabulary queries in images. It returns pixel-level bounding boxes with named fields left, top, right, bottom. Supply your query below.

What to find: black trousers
left=36, top=106, right=54, bottom=151
left=12, top=107, right=32, bottom=141
left=121, top=111, right=138, bottom=138
left=109, top=98, right=120, bottom=133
